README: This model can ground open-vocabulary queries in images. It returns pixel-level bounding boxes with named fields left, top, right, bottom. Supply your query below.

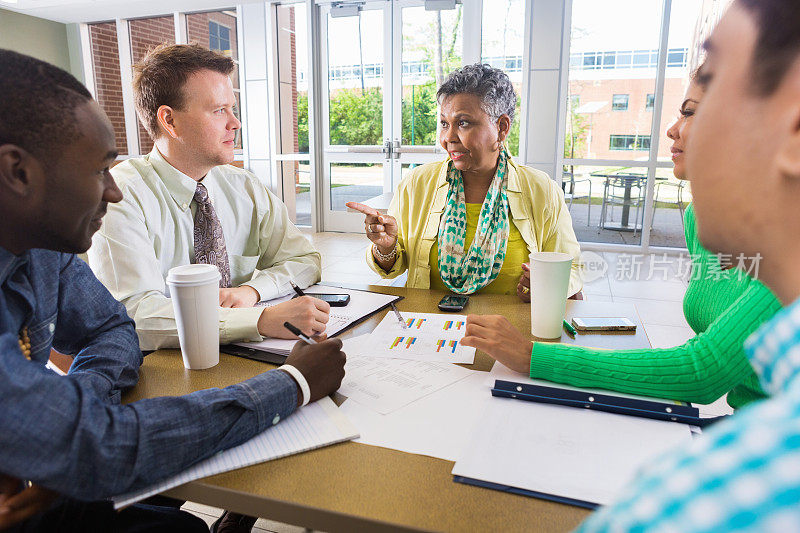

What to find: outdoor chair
left=562, top=171, right=592, bottom=226
left=599, top=174, right=646, bottom=236
left=649, top=179, right=687, bottom=234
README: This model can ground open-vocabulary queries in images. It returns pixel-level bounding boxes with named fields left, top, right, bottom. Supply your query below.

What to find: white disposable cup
left=529, top=252, right=573, bottom=339
left=166, top=264, right=221, bottom=370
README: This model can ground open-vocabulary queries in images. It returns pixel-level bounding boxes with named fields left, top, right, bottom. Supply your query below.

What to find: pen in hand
left=289, top=280, right=306, bottom=297
left=284, top=321, right=318, bottom=344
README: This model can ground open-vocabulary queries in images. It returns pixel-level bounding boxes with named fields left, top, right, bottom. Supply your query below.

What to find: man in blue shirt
left=0, top=49, right=346, bottom=532
left=579, top=0, right=800, bottom=531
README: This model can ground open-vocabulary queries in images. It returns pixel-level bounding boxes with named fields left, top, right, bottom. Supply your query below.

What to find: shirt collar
left=147, top=147, right=203, bottom=211
left=745, top=296, right=800, bottom=395
left=0, top=246, right=29, bottom=285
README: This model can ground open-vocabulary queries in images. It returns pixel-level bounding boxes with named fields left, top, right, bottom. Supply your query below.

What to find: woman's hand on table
left=516, top=263, right=531, bottom=303
left=345, top=202, right=399, bottom=252
left=461, top=315, right=533, bottom=374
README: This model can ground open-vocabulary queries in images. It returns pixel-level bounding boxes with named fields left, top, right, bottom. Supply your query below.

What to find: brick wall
left=89, top=23, right=128, bottom=155
left=129, top=16, right=175, bottom=153
left=568, top=76, right=686, bottom=160
left=187, top=11, right=239, bottom=89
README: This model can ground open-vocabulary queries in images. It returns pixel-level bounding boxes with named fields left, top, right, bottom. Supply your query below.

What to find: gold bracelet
left=372, top=243, right=397, bottom=262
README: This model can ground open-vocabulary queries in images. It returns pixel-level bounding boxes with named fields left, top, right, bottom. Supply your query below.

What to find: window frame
left=612, top=94, right=629, bottom=112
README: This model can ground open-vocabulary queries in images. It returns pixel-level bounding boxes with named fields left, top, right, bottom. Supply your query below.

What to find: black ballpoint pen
left=289, top=280, right=306, bottom=297
left=284, top=321, right=318, bottom=344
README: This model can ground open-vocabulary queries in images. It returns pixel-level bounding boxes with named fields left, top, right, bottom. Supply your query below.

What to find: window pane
left=565, top=0, right=660, bottom=161
left=330, top=163, right=384, bottom=211
left=481, top=0, right=524, bottom=157
left=612, top=94, right=629, bottom=111
left=401, top=5, right=463, bottom=147
left=561, top=164, right=645, bottom=246
left=645, top=93, right=655, bottom=111
left=649, top=0, right=703, bottom=248
left=276, top=2, right=309, bottom=155
left=278, top=160, right=311, bottom=227
left=327, top=9, right=384, bottom=146
left=88, top=22, right=128, bottom=155
left=129, top=16, right=175, bottom=154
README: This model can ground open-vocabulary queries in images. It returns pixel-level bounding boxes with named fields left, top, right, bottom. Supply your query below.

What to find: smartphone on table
left=571, top=317, right=636, bottom=332
left=438, top=294, right=469, bottom=312
left=293, top=293, right=351, bottom=307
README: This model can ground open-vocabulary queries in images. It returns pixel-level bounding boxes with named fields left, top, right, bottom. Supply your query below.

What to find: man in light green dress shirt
left=89, top=44, right=329, bottom=352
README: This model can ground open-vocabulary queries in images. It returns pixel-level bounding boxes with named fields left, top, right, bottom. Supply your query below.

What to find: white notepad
left=113, top=397, right=359, bottom=509
left=451, top=396, right=693, bottom=506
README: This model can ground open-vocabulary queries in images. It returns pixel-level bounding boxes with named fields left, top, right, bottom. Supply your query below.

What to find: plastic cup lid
left=166, top=264, right=221, bottom=285
left=529, top=252, right=573, bottom=263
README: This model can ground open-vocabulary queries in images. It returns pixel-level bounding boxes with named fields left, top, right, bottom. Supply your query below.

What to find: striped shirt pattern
left=577, top=297, right=800, bottom=533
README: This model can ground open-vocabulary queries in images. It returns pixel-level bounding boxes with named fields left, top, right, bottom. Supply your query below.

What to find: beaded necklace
left=18, top=327, right=31, bottom=360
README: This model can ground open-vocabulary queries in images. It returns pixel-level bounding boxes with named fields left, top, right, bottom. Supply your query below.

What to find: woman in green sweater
left=461, top=78, right=782, bottom=409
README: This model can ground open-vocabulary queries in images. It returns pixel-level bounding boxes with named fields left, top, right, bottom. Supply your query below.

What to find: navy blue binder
left=453, top=475, right=598, bottom=509
left=491, top=379, right=727, bottom=427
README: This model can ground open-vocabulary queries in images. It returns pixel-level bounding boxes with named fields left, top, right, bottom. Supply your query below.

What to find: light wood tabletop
left=124, top=285, right=650, bottom=532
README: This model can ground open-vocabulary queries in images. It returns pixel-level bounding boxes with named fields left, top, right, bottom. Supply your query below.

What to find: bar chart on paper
left=361, top=312, right=475, bottom=364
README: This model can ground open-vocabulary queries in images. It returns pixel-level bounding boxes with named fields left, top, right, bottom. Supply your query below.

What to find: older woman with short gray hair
left=348, top=63, right=583, bottom=300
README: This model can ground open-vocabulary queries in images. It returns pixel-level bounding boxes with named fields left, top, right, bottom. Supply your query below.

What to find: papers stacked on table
left=339, top=335, right=476, bottom=414
left=359, top=311, right=476, bottom=364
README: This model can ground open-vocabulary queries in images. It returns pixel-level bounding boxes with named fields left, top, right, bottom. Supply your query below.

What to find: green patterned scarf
left=437, top=149, right=510, bottom=294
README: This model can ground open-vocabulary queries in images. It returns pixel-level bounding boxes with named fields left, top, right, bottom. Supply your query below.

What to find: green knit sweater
left=530, top=204, right=782, bottom=409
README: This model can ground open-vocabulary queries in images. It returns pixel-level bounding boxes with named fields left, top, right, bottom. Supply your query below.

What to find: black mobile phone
left=438, top=294, right=469, bottom=312
left=293, top=293, right=351, bottom=306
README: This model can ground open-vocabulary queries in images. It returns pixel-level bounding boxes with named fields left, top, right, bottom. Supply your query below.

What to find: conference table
left=124, top=285, right=652, bottom=532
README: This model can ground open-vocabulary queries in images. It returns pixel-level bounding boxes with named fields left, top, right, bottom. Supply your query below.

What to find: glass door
left=320, top=2, right=392, bottom=232
left=392, top=0, right=464, bottom=184
left=319, top=0, right=469, bottom=232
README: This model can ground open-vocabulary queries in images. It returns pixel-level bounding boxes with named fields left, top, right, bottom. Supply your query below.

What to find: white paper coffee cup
left=530, top=252, right=573, bottom=339
left=166, top=264, right=221, bottom=370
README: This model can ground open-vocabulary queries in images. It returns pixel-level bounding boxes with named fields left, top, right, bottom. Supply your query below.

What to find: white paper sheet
left=339, top=370, right=495, bottom=461
left=112, top=397, right=358, bottom=509
left=359, top=312, right=476, bottom=364
left=234, top=286, right=400, bottom=355
left=338, top=335, right=475, bottom=414
left=451, top=396, right=693, bottom=506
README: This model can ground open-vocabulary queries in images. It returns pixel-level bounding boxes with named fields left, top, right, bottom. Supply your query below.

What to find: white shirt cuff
left=279, top=364, right=310, bottom=406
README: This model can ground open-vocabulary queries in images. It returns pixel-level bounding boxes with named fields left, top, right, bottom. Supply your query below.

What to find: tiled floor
left=182, top=232, right=732, bottom=529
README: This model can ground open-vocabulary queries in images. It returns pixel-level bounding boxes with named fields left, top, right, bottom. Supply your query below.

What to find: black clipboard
left=220, top=289, right=403, bottom=364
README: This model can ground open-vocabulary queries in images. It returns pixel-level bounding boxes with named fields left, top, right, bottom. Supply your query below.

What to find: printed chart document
left=233, top=285, right=400, bottom=356
left=451, top=390, right=693, bottom=507
left=363, top=312, right=475, bottom=364
left=340, top=369, right=495, bottom=461
left=338, top=335, right=475, bottom=414
left=113, top=397, right=358, bottom=509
